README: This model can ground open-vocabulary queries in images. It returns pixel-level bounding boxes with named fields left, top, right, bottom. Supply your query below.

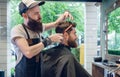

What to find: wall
left=84, top=2, right=98, bottom=74
left=0, top=1, right=7, bottom=77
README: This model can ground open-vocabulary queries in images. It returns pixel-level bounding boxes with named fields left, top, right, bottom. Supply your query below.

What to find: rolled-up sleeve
left=11, top=24, right=25, bottom=44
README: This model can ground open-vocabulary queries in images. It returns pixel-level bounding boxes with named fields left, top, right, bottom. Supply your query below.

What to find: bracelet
left=42, top=37, right=52, bottom=47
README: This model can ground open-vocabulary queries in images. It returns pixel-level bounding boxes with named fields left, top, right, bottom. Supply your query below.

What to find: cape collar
left=58, top=44, right=71, bottom=51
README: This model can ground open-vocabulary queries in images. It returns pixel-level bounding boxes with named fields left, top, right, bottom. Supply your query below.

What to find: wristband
left=42, top=37, right=52, bottom=47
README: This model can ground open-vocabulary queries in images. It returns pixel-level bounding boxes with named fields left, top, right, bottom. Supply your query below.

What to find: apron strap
left=22, top=23, right=41, bottom=39
left=22, top=23, right=30, bottom=39
left=22, top=23, right=41, bottom=62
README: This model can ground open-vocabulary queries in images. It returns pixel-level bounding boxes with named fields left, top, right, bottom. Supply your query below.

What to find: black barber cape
left=41, top=44, right=92, bottom=77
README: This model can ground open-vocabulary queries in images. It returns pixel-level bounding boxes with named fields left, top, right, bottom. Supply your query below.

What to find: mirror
left=107, top=6, right=120, bottom=55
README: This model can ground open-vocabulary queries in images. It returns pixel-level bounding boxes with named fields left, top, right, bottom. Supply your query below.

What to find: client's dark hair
left=55, top=21, right=76, bottom=33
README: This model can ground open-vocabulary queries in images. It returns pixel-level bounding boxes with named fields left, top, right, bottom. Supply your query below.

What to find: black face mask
left=27, top=16, right=43, bottom=33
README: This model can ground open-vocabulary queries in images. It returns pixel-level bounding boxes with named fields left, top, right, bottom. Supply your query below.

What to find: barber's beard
left=68, top=37, right=78, bottom=48
left=27, top=16, right=43, bottom=33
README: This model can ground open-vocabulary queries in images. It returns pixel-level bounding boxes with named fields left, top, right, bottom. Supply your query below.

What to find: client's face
left=67, top=28, right=78, bottom=48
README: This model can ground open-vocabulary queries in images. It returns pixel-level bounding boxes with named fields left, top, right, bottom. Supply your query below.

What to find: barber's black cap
left=19, top=0, right=45, bottom=16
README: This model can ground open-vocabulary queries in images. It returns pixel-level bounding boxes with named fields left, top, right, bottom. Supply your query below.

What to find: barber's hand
left=55, top=11, right=73, bottom=24
left=48, top=33, right=63, bottom=43
left=63, top=11, right=73, bottom=20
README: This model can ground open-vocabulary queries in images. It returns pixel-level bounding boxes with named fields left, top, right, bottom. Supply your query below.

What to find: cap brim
left=39, top=1, right=45, bottom=6
left=29, top=1, right=45, bottom=9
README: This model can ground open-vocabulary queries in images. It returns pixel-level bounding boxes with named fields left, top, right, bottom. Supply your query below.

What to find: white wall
left=84, top=2, right=99, bottom=74
left=0, top=2, right=7, bottom=77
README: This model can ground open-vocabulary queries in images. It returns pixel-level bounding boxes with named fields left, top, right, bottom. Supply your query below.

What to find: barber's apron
left=15, top=24, right=41, bottom=77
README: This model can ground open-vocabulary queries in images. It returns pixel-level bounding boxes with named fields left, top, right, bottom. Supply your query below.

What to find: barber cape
left=41, top=44, right=92, bottom=77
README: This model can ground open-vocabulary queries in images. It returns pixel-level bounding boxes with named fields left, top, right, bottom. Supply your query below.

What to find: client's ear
left=63, top=32, right=69, bottom=40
